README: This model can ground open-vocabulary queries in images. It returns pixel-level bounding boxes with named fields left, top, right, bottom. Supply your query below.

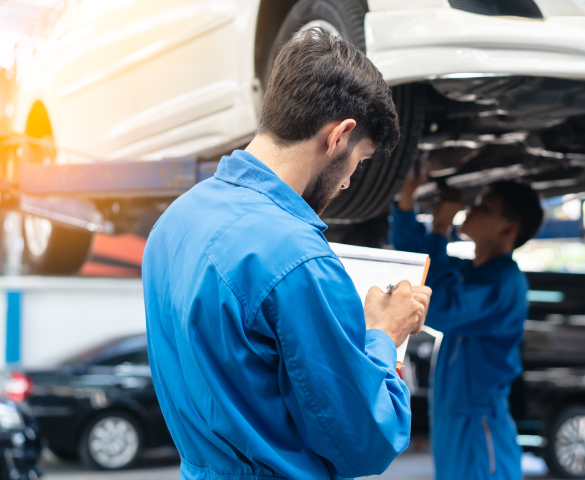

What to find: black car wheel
left=21, top=127, right=94, bottom=276
left=49, top=448, right=78, bottom=461
left=264, top=0, right=425, bottom=225
left=546, top=406, right=585, bottom=478
left=22, top=215, right=93, bottom=275
left=79, top=411, right=143, bottom=470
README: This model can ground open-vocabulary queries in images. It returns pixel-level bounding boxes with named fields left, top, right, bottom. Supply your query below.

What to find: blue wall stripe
left=6, top=291, right=21, bottom=364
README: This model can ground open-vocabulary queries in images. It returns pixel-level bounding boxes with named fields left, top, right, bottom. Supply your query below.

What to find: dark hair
left=488, top=181, right=544, bottom=249
left=259, top=28, right=400, bottom=159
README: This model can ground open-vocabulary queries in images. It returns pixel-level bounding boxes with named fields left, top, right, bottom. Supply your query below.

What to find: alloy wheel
left=555, top=415, right=585, bottom=476
left=88, top=416, right=140, bottom=469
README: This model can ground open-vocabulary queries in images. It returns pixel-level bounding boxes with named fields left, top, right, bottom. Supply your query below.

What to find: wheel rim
left=297, top=20, right=341, bottom=38
left=88, top=417, right=139, bottom=469
left=556, top=415, right=585, bottom=475
left=23, top=216, right=52, bottom=259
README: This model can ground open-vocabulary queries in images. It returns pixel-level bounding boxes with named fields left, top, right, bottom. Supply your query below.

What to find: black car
left=3, top=335, right=174, bottom=470
left=402, top=271, right=585, bottom=479
left=0, top=391, right=42, bottom=480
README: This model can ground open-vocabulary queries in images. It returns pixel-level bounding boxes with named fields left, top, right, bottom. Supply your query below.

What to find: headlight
left=0, top=402, right=24, bottom=431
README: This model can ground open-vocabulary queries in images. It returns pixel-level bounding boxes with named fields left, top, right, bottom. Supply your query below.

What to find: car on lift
left=8, top=0, right=585, bottom=274
left=402, top=271, right=585, bottom=479
left=1, top=335, right=174, bottom=471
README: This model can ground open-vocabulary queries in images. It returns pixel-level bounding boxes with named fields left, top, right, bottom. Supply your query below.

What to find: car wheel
left=263, top=0, right=426, bottom=224
left=21, top=127, right=93, bottom=276
left=79, top=411, right=143, bottom=470
left=50, top=448, right=78, bottom=461
left=546, top=406, right=585, bottom=478
left=22, top=215, right=93, bottom=275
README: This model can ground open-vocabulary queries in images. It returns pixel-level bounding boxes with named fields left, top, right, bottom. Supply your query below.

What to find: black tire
left=79, top=410, right=143, bottom=471
left=264, top=0, right=426, bottom=224
left=545, top=405, right=585, bottom=478
left=22, top=215, right=93, bottom=275
left=50, top=448, right=79, bottom=461
left=324, top=83, right=426, bottom=224
left=263, top=0, right=368, bottom=89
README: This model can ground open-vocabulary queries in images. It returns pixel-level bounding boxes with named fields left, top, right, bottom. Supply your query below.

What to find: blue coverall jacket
left=393, top=207, right=526, bottom=480
left=142, top=150, right=411, bottom=480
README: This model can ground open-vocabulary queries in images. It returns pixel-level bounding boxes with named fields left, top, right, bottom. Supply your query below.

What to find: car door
left=522, top=272, right=585, bottom=369
left=90, top=347, right=173, bottom=447
left=44, top=0, right=243, bottom=158
left=87, top=348, right=153, bottom=404
left=511, top=272, right=585, bottom=447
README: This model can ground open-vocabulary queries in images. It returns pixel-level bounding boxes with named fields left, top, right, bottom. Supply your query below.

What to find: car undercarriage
left=413, top=75, right=585, bottom=212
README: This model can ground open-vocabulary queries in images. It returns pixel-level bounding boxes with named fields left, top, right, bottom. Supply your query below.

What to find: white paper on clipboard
left=329, top=242, right=430, bottom=369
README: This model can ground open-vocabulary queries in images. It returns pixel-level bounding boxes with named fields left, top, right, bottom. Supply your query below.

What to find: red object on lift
left=80, top=233, right=146, bottom=278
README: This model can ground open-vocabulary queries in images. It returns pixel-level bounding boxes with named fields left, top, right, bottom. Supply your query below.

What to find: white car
left=11, top=0, right=585, bottom=277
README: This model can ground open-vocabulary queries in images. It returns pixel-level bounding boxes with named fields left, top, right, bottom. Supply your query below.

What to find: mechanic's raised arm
left=394, top=168, right=465, bottom=269
left=393, top=165, right=431, bottom=254
left=259, top=256, right=412, bottom=478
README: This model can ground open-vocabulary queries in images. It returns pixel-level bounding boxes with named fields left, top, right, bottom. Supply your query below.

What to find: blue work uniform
left=392, top=207, right=526, bottom=480
left=142, top=150, right=412, bottom=480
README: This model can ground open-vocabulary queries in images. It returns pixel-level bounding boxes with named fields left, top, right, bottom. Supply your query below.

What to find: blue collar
left=487, top=252, right=514, bottom=265
left=214, top=150, right=328, bottom=231
left=467, top=252, right=515, bottom=274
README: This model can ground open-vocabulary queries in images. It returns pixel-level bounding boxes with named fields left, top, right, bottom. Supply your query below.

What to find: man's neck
left=473, top=241, right=512, bottom=267
left=245, top=134, right=316, bottom=197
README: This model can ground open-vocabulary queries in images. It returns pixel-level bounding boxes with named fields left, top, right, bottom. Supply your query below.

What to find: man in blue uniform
left=143, top=30, right=432, bottom=480
left=393, top=173, right=543, bottom=479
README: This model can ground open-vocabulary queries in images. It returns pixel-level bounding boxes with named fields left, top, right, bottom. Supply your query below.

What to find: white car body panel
left=368, top=0, right=585, bottom=16
left=366, top=8, right=585, bottom=86
left=12, top=0, right=585, bottom=163
left=14, top=0, right=261, bottom=161
left=534, top=0, right=585, bottom=17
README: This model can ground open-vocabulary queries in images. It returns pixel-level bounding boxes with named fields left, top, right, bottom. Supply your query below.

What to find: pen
left=386, top=282, right=409, bottom=371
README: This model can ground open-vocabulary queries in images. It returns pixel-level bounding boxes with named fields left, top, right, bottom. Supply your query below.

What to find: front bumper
left=365, top=8, right=585, bottom=85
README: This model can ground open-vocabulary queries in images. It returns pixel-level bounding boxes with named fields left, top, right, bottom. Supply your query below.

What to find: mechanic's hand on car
left=432, top=188, right=463, bottom=237
left=364, top=280, right=432, bottom=347
left=397, top=160, right=428, bottom=212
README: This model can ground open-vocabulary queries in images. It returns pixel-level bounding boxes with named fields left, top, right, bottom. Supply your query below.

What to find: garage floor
left=41, top=450, right=553, bottom=480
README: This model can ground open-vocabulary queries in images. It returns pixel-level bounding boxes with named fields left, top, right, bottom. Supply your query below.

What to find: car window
left=96, top=349, right=149, bottom=366
left=56, top=335, right=146, bottom=366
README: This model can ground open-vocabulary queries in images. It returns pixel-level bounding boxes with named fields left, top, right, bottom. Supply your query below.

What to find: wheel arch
left=543, top=392, right=585, bottom=431
left=254, top=0, right=370, bottom=88
left=254, top=0, right=299, bottom=87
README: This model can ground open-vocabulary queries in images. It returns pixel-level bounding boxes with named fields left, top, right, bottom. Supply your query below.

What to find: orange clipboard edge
left=396, top=256, right=431, bottom=372
left=421, top=256, right=431, bottom=286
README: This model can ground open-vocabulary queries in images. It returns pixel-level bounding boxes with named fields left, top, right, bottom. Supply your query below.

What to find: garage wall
left=0, top=277, right=146, bottom=369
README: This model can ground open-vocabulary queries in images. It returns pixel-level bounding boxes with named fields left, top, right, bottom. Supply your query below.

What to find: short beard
left=302, top=145, right=352, bottom=216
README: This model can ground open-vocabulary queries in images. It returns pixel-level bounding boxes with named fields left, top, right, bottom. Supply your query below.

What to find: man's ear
left=326, top=119, right=356, bottom=156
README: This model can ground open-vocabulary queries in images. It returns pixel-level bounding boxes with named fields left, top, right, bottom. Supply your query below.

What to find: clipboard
left=329, top=242, right=430, bottom=370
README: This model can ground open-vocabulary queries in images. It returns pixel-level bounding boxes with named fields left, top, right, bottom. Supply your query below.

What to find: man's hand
left=432, top=188, right=463, bottom=237
left=364, top=281, right=432, bottom=347
left=397, top=160, right=428, bottom=212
